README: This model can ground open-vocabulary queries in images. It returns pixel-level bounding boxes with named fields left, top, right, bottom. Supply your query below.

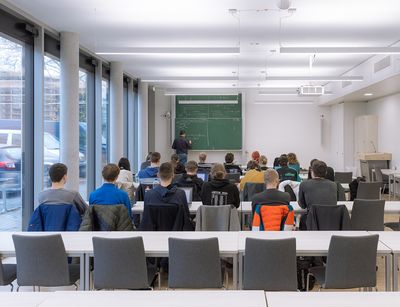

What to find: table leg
left=238, top=252, right=243, bottom=290
left=393, top=254, right=398, bottom=292
left=385, top=255, right=391, bottom=291
left=79, top=254, right=85, bottom=291
left=85, top=254, right=90, bottom=291
left=232, top=254, right=238, bottom=290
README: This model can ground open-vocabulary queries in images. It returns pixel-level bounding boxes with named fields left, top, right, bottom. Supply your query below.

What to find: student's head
left=145, top=152, right=153, bottom=162
left=260, top=155, right=268, bottom=166
left=49, top=163, right=68, bottom=184
left=225, top=152, right=234, bottom=164
left=199, top=152, right=207, bottom=163
left=185, top=160, right=198, bottom=175
left=247, top=160, right=260, bottom=171
left=325, top=166, right=335, bottom=182
left=279, top=155, right=288, bottom=167
left=311, top=160, right=328, bottom=179
left=287, top=152, right=298, bottom=165
left=251, top=151, right=260, bottom=162
left=179, top=130, right=186, bottom=138
left=211, top=163, right=226, bottom=180
left=150, top=152, right=161, bottom=166
left=308, top=158, right=319, bottom=179
left=309, top=158, right=318, bottom=167
left=102, top=163, right=120, bottom=183
left=118, top=157, right=131, bottom=171
left=264, top=168, right=280, bottom=189
left=171, top=153, right=179, bottom=163
left=158, top=162, right=174, bottom=184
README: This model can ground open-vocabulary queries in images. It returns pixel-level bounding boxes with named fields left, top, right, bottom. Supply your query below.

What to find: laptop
left=197, top=172, right=209, bottom=182
left=177, top=186, right=193, bottom=205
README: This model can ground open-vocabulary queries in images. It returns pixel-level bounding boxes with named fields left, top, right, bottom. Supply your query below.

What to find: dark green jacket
left=79, top=205, right=134, bottom=231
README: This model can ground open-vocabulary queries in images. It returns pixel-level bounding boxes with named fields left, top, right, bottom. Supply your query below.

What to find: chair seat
left=309, top=266, right=326, bottom=288
left=1, top=264, right=17, bottom=285
left=68, top=264, right=81, bottom=285
left=384, top=222, right=400, bottom=231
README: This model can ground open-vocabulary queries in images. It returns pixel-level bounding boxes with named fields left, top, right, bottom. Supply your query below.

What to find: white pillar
left=138, top=81, right=149, bottom=166
left=109, top=61, right=124, bottom=163
left=60, top=32, right=80, bottom=191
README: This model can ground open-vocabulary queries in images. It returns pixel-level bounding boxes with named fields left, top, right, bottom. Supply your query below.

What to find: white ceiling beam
left=96, top=47, right=240, bottom=55
left=265, top=76, right=363, bottom=81
left=280, top=47, right=400, bottom=54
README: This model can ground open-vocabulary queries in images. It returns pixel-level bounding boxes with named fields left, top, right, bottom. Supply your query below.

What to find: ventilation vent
left=299, top=85, right=324, bottom=96
left=374, top=56, right=391, bottom=73
left=342, top=81, right=352, bottom=88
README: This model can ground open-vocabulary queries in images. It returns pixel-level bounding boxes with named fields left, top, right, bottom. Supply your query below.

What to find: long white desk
left=38, top=291, right=267, bottom=307
left=265, top=291, right=400, bottom=307
left=0, top=292, right=50, bottom=307
left=237, top=231, right=393, bottom=290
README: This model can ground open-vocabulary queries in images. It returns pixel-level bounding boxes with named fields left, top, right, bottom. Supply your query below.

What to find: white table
left=84, top=231, right=240, bottom=290
left=0, top=292, right=51, bottom=307
left=38, top=291, right=267, bottom=307
left=265, top=291, right=400, bottom=307
left=237, top=231, right=393, bottom=290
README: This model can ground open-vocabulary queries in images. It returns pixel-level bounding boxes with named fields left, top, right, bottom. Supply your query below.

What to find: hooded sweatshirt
left=144, top=184, right=189, bottom=214
left=201, top=179, right=240, bottom=208
left=137, top=166, right=159, bottom=179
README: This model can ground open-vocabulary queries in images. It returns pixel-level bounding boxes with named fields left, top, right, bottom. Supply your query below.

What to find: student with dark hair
left=175, top=160, right=204, bottom=201
left=307, top=158, right=318, bottom=179
left=276, top=155, right=299, bottom=182
left=38, top=163, right=87, bottom=216
left=273, top=153, right=287, bottom=168
left=224, top=152, right=242, bottom=175
left=201, top=163, right=240, bottom=208
left=89, top=163, right=131, bottom=216
left=117, top=157, right=133, bottom=182
left=326, top=166, right=346, bottom=201
left=239, top=160, right=264, bottom=191
left=171, top=153, right=186, bottom=175
left=138, top=152, right=161, bottom=179
left=172, top=130, right=192, bottom=165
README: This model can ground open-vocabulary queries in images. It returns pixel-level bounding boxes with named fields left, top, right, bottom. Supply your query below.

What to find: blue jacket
left=27, top=204, right=81, bottom=231
left=89, top=183, right=132, bottom=216
left=137, top=166, right=159, bottom=179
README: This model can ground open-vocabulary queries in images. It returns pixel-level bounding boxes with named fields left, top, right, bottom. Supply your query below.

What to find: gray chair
left=307, top=235, right=379, bottom=290
left=12, top=234, right=80, bottom=290
left=356, top=181, right=382, bottom=199
left=351, top=199, right=385, bottom=231
left=334, top=172, right=353, bottom=184
left=374, top=167, right=389, bottom=193
left=243, top=238, right=297, bottom=291
left=93, top=236, right=157, bottom=290
left=195, top=205, right=240, bottom=231
left=0, top=258, right=16, bottom=291
left=168, top=237, right=222, bottom=289
left=242, top=182, right=265, bottom=201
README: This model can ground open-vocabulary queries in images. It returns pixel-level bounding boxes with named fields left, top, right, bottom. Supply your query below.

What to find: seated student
left=117, top=157, right=133, bottom=182
left=201, top=163, right=240, bottom=208
left=251, top=151, right=260, bottom=163
left=259, top=155, right=268, bottom=171
left=273, top=153, right=287, bottom=168
left=287, top=152, right=300, bottom=174
left=138, top=152, right=161, bottom=179
left=276, top=155, right=299, bottom=182
left=307, top=158, right=318, bottom=179
left=224, top=152, right=242, bottom=175
left=325, top=166, right=346, bottom=201
left=89, top=164, right=131, bottom=217
left=240, top=160, right=264, bottom=191
left=38, top=163, right=87, bottom=216
left=140, top=152, right=152, bottom=171
left=298, top=160, right=337, bottom=229
left=174, top=160, right=204, bottom=201
left=198, top=152, right=207, bottom=165
left=171, top=153, right=186, bottom=175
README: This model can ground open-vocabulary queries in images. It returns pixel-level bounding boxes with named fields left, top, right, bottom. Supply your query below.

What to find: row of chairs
left=0, top=234, right=379, bottom=291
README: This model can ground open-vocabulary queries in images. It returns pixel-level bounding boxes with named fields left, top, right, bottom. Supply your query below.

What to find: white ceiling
left=6, top=0, right=400, bottom=89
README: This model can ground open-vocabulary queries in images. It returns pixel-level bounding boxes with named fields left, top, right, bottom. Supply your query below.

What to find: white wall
left=367, top=93, right=400, bottom=169
left=153, top=89, right=173, bottom=162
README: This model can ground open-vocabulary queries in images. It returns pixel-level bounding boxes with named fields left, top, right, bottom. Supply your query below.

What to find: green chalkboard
left=175, top=95, right=242, bottom=150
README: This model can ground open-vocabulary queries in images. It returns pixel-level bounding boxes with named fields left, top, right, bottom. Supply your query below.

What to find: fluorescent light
left=280, top=47, right=400, bottom=55
left=141, top=76, right=238, bottom=82
left=254, top=101, right=314, bottom=105
left=265, top=76, right=363, bottom=82
left=96, top=47, right=240, bottom=55
left=178, top=100, right=238, bottom=105
left=364, top=93, right=374, bottom=96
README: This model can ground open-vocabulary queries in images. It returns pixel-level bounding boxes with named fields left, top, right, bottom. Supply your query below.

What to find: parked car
left=0, top=146, right=22, bottom=191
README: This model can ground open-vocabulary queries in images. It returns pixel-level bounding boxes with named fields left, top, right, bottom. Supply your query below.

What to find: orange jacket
left=252, top=204, right=294, bottom=231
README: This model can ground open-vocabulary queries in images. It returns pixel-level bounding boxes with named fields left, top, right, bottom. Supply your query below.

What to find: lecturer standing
left=172, top=130, right=192, bottom=165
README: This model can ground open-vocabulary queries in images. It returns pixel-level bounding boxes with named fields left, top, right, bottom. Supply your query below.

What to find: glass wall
left=101, top=79, right=109, bottom=166
left=0, top=34, right=24, bottom=231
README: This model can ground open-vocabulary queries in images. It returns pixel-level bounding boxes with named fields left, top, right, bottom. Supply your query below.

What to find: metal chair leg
left=9, top=283, right=13, bottom=292
left=16, top=285, right=20, bottom=292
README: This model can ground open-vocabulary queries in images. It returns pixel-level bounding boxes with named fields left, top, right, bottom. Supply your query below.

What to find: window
left=79, top=70, right=88, bottom=199
left=101, top=79, right=109, bottom=166
left=0, top=34, right=24, bottom=231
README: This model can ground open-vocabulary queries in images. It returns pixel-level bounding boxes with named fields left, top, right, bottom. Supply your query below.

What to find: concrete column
left=138, top=81, right=149, bottom=166
left=60, top=32, right=80, bottom=191
left=109, top=61, right=124, bottom=163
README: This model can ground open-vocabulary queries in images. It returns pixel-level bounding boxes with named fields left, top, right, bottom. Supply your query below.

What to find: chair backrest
left=325, top=235, right=378, bottom=289
left=243, top=238, right=297, bottom=291
left=92, top=236, right=149, bottom=289
left=12, top=234, right=71, bottom=287
left=226, top=173, right=241, bottom=184
left=356, top=181, right=382, bottom=199
left=334, top=172, right=353, bottom=184
left=306, top=205, right=351, bottom=230
left=140, top=203, right=180, bottom=231
left=351, top=199, right=385, bottom=231
left=243, top=182, right=265, bottom=201
left=195, top=205, right=231, bottom=231
left=374, top=167, right=383, bottom=182
left=168, top=237, right=222, bottom=289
